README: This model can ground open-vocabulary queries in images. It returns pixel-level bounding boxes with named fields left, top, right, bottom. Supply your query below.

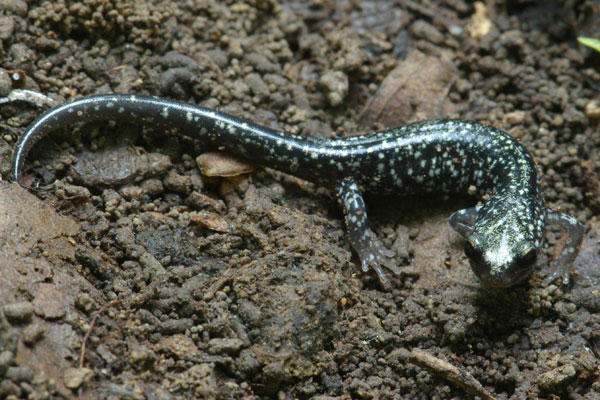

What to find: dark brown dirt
left=1, top=1, right=599, bottom=399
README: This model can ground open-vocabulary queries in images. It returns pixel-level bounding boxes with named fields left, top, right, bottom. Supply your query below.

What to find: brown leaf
left=358, top=51, right=456, bottom=130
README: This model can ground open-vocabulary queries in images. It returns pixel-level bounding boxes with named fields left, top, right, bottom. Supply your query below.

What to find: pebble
left=584, top=100, right=600, bottom=118
left=3, top=302, right=34, bottom=324
left=0, top=68, right=11, bottom=96
left=23, top=323, right=45, bottom=345
left=246, top=53, right=280, bottom=73
left=185, top=191, right=226, bottom=213
left=33, top=284, right=66, bottom=320
left=159, top=318, right=193, bottom=335
left=190, top=211, right=229, bottom=232
left=128, top=347, right=157, bottom=372
left=207, top=338, right=244, bottom=355
left=319, top=70, right=348, bottom=106
left=0, top=0, right=27, bottom=16
left=54, top=181, right=90, bottom=199
left=162, top=170, right=191, bottom=195
left=448, top=24, right=464, bottom=36
left=0, top=351, right=14, bottom=377
left=160, top=334, right=200, bottom=359
left=5, top=366, right=33, bottom=382
left=63, top=367, right=93, bottom=390
left=118, top=185, right=144, bottom=201
left=502, top=110, right=526, bottom=125
left=75, top=293, right=95, bottom=313
left=228, top=38, right=244, bottom=58
left=410, top=20, right=444, bottom=44
left=72, top=148, right=171, bottom=187
left=245, top=73, right=270, bottom=99
left=0, top=380, right=21, bottom=398
left=140, top=178, right=164, bottom=197
left=538, top=364, right=576, bottom=390
left=139, top=252, right=166, bottom=276
left=96, top=345, right=117, bottom=364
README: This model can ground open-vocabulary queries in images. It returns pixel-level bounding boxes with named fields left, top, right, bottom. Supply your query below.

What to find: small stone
left=159, top=318, right=193, bottom=334
left=33, top=284, right=66, bottom=320
left=448, top=24, right=463, bottom=36
left=0, top=68, right=10, bottom=97
left=0, top=351, right=14, bottom=377
left=245, top=73, right=270, bottom=99
left=140, top=178, right=164, bottom=197
left=159, top=334, right=200, bottom=359
left=246, top=53, right=279, bottom=73
left=63, top=368, right=93, bottom=390
left=95, top=345, right=117, bottom=364
left=551, top=115, right=564, bottom=127
left=3, top=302, right=34, bottom=324
left=0, top=380, right=21, bottom=398
left=538, top=364, right=576, bottom=390
left=119, top=185, right=144, bottom=201
left=319, top=70, right=348, bottom=107
left=186, top=191, right=225, bottom=213
left=0, top=0, right=27, bottom=16
left=139, top=252, right=166, bottom=276
left=502, top=110, right=526, bottom=125
left=5, top=366, right=34, bottom=382
left=190, top=211, right=229, bottom=232
left=163, top=170, right=191, bottom=195
left=128, top=347, right=157, bottom=372
left=468, top=2, right=492, bottom=39
left=584, top=100, right=600, bottom=118
left=23, top=323, right=45, bottom=346
left=54, top=181, right=90, bottom=199
left=228, top=38, right=243, bottom=58
left=207, top=338, right=244, bottom=355
left=72, top=147, right=171, bottom=187
left=410, top=20, right=444, bottom=44
left=74, top=293, right=95, bottom=313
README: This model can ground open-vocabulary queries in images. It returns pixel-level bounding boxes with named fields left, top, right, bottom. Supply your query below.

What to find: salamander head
left=464, top=196, right=542, bottom=288
left=464, top=233, right=538, bottom=288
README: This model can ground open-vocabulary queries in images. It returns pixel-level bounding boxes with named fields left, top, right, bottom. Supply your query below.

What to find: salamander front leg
left=335, top=177, right=402, bottom=285
left=542, top=211, right=584, bottom=286
left=449, top=206, right=480, bottom=237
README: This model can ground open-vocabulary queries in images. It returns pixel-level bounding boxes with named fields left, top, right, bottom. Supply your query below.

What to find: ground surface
left=1, top=1, right=600, bottom=399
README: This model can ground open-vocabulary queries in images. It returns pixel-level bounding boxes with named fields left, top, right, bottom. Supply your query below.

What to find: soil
left=1, top=1, right=600, bottom=399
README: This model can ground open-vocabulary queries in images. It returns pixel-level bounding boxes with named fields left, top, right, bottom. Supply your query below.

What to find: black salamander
left=10, top=95, right=584, bottom=288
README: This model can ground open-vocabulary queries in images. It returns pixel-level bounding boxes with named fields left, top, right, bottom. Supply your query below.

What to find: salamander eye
left=464, top=241, right=482, bottom=262
left=515, top=248, right=537, bottom=270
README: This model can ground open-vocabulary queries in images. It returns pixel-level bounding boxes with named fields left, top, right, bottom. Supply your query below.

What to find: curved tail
left=11, top=94, right=324, bottom=182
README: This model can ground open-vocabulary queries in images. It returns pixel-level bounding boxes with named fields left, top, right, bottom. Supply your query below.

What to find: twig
left=80, top=299, right=121, bottom=368
left=0, top=89, right=55, bottom=108
left=409, top=348, right=496, bottom=400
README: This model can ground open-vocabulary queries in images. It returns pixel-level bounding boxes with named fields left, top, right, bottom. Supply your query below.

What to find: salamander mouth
left=471, top=263, right=534, bottom=288
left=464, top=236, right=538, bottom=288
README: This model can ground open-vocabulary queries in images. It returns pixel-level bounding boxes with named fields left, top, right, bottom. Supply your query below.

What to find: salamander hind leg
left=542, top=211, right=584, bottom=286
left=335, top=177, right=403, bottom=286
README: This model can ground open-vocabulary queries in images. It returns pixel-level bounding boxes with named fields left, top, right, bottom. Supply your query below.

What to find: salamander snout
left=464, top=233, right=538, bottom=288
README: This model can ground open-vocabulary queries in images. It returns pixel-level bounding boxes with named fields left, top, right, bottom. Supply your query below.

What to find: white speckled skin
left=11, top=95, right=584, bottom=288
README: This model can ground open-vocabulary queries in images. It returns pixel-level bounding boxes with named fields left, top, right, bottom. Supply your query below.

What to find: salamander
left=10, top=94, right=584, bottom=288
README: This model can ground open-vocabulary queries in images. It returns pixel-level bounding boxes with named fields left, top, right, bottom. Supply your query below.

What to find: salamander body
left=11, top=95, right=584, bottom=288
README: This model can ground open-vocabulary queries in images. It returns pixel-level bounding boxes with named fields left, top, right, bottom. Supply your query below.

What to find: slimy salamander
left=10, top=94, right=584, bottom=288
